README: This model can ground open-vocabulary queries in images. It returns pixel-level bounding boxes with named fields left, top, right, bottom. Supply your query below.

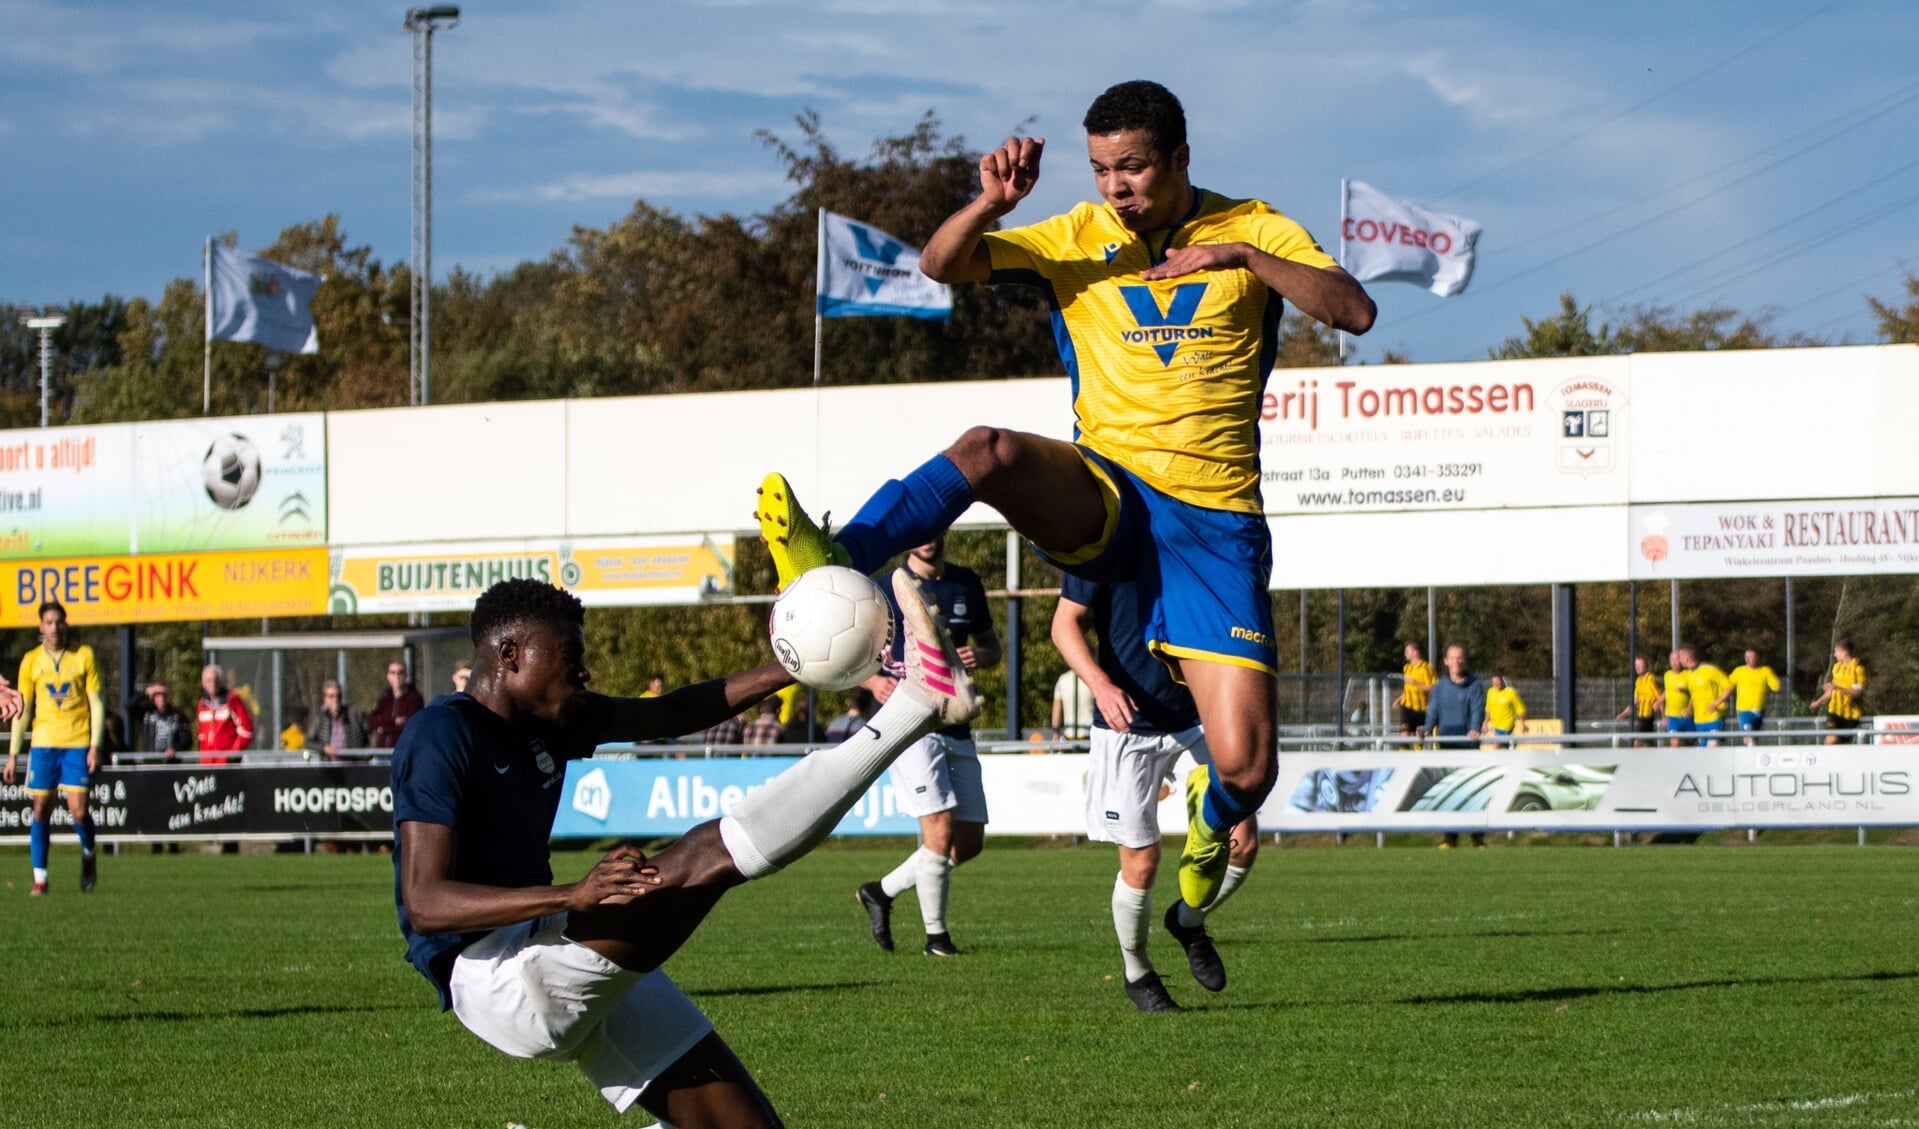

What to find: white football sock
left=718, top=692, right=936, bottom=879
left=879, top=851, right=920, bottom=898
left=916, top=846, right=954, bottom=934
left=32, top=867, right=48, bottom=884
left=1204, top=864, right=1252, bottom=916
left=1112, top=874, right=1154, bottom=982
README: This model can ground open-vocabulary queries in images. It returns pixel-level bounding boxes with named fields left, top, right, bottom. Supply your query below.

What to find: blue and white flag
left=207, top=242, right=321, bottom=353
left=816, top=210, right=952, bottom=320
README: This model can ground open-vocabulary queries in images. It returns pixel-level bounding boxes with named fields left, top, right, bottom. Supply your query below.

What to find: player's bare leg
left=939, top=427, right=1109, bottom=553
left=639, top=1032, right=783, bottom=1129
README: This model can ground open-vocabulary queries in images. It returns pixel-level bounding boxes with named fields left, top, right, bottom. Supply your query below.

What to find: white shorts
left=449, top=915, right=715, bottom=1114
left=1084, top=725, right=1208, bottom=849
left=889, top=732, right=988, bottom=822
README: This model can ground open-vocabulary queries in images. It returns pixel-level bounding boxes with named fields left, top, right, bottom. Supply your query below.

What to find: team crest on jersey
left=1117, top=283, right=1213, bottom=366
left=531, top=740, right=556, bottom=777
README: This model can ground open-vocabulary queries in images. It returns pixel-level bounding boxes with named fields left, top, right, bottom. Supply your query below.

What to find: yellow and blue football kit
left=1663, top=669, right=1693, bottom=734
left=1728, top=663, right=1781, bottom=730
left=1688, top=663, right=1731, bottom=731
left=983, top=190, right=1336, bottom=675
left=15, top=643, right=101, bottom=795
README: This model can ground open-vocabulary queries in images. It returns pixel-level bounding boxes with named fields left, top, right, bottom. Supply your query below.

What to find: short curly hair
left=470, top=579, right=584, bottom=649
left=1083, top=80, right=1186, bottom=159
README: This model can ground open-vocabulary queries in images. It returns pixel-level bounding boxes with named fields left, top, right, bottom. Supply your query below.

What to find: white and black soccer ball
left=768, top=566, right=893, bottom=691
left=202, top=432, right=262, bottom=510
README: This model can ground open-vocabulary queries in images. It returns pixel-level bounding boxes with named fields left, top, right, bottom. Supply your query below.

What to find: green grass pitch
left=2, top=841, right=1915, bottom=1128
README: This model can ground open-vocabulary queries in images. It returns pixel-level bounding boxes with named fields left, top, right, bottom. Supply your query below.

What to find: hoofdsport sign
left=0, top=762, right=393, bottom=841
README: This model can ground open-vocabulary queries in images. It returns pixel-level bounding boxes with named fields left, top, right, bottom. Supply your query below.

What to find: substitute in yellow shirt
left=1662, top=653, right=1694, bottom=742
left=1615, top=656, right=1661, bottom=745
left=1726, top=649, right=1782, bottom=737
left=1683, top=648, right=1731, bottom=745
left=1815, top=639, right=1866, bottom=743
left=1485, top=677, right=1526, bottom=736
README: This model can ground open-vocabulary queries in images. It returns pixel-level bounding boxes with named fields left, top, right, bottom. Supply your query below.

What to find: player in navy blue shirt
left=392, top=576, right=978, bottom=1127
left=1052, top=574, right=1258, bottom=1013
left=851, top=536, right=1001, bottom=958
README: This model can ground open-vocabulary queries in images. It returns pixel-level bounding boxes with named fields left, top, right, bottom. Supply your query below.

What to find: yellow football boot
left=754, top=472, right=849, bottom=590
left=1177, top=764, right=1230, bottom=909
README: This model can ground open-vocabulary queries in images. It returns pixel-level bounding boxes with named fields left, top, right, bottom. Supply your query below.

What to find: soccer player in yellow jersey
left=1810, top=638, right=1866, bottom=744
left=1718, top=648, right=1781, bottom=745
left=754, top=81, right=1374, bottom=912
left=2, top=601, right=104, bottom=895
left=1399, top=642, right=1435, bottom=739
left=1484, top=675, right=1526, bottom=738
left=1614, top=655, right=1660, bottom=746
left=1659, top=650, right=1693, bottom=747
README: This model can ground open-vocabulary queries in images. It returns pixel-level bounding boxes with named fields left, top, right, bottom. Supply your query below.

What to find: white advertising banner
left=132, top=413, right=327, bottom=552
left=1270, top=744, right=1918, bottom=832
left=0, top=423, right=135, bottom=558
left=1628, top=497, right=1919, bottom=579
left=1258, top=356, right=1631, bottom=516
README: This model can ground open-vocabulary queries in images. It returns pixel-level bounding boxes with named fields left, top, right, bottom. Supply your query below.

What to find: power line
left=1440, top=1, right=1845, bottom=199
left=1661, top=188, right=1919, bottom=309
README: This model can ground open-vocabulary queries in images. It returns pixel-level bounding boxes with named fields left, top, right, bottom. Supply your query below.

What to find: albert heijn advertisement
left=327, top=535, right=736, bottom=615
left=0, top=763, right=394, bottom=842
left=1629, top=497, right=1919, bottom=579
left=1259, top=356, right=1631, bottom=515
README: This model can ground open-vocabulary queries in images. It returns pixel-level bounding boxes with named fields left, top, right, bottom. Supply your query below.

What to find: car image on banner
left=1400, top=764, right=1616, bottom=813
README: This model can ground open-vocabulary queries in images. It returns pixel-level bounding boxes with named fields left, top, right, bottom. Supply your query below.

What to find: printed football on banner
left=132, top=413, right=326, bottom=552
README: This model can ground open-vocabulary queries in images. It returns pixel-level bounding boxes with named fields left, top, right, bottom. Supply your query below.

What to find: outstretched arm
left=601, top=664, right=791, bottom=743
left=1144, top=243, right=1376, bottom=334
left=397, top=820, right=655, bottom=935
left=920, top=136, right=1045, bottom=284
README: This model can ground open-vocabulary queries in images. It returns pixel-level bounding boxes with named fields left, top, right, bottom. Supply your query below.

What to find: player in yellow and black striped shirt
left=1399, top=643, right=1436, bottom=738
left=1811, top=638, right=1866, bottom=744
left=1614, top=655, right=1661, bottom=746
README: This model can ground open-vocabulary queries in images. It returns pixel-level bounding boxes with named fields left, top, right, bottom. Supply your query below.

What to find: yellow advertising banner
left=327, top=536, right=734, bottom=614
left=0, top=548, right=329, bottom=626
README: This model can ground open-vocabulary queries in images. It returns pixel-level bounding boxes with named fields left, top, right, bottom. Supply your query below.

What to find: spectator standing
left=1721, top=649, right=1781, bottom=745
left=742, top=699, right=786, bottom=746
left=705, top=708, right=747, bottom=747
left=781, top=697, right=820, bottom=744
left=450, top=662, right=471, bottom=694
left=308, top=680, right=371, bottom=759
left=1661, top=650, right=1693, bottom=747
left=825, top=689, right=875, bottom=742
left=1681, top=647, right=1730, bottom=747
left=1398, top=642, right=1436, bottom=740
left=130, top=683, right=193, bottom=757
left=196, top=664, right=253, bottom=764
left=279, top=705, right=311, bottom=751
left=1811, top=638, right=1867, bottom=744
left=369, top=658, right=426, bottom=749
left=639, top=673, right=666, bottom=699
left=1426, top=645, right=1486, bottom=849
left=3, top=601, right=104, bottom=894
left=1615, top=656, right=1660, bottom=746
left=1051, top=668, right=1097, bottom=741
left=1484, top=675, right=1526, bottom=737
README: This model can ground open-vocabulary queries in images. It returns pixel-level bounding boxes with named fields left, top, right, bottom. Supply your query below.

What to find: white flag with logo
left=208, top=242, right=322, bottom=353
left=1341, top=180, right=1482, bottom=298
left=816, top=210, right=952, bottom=320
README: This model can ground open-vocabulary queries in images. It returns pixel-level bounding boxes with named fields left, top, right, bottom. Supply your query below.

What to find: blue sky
left=3, top=0, right=1915, bottom=364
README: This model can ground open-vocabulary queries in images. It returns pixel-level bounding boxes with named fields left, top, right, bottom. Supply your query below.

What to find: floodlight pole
left=26, top=314, right=66, bottom=428
left=406, top=6, right=459, bottom=408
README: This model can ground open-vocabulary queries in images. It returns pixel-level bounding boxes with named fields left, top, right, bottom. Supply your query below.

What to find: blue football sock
left=76, top=813, right=96, bottom=857
left=30, top=819, right=50, bottom=869
left=1201, top=775, right=1257, bottom=835
left=834, top=454, right=974, bottom=574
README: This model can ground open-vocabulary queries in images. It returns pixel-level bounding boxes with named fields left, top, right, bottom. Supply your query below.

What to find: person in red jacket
left=195, top=665, right=253, bottom=764
left=369, top=657, right=426, bottom=748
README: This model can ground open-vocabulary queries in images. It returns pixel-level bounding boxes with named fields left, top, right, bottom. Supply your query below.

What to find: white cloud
left=475, top=168, right=792, bottom=204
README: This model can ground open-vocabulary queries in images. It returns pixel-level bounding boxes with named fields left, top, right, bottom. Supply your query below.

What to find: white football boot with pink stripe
left=890, top=568, right=981, bottom=727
